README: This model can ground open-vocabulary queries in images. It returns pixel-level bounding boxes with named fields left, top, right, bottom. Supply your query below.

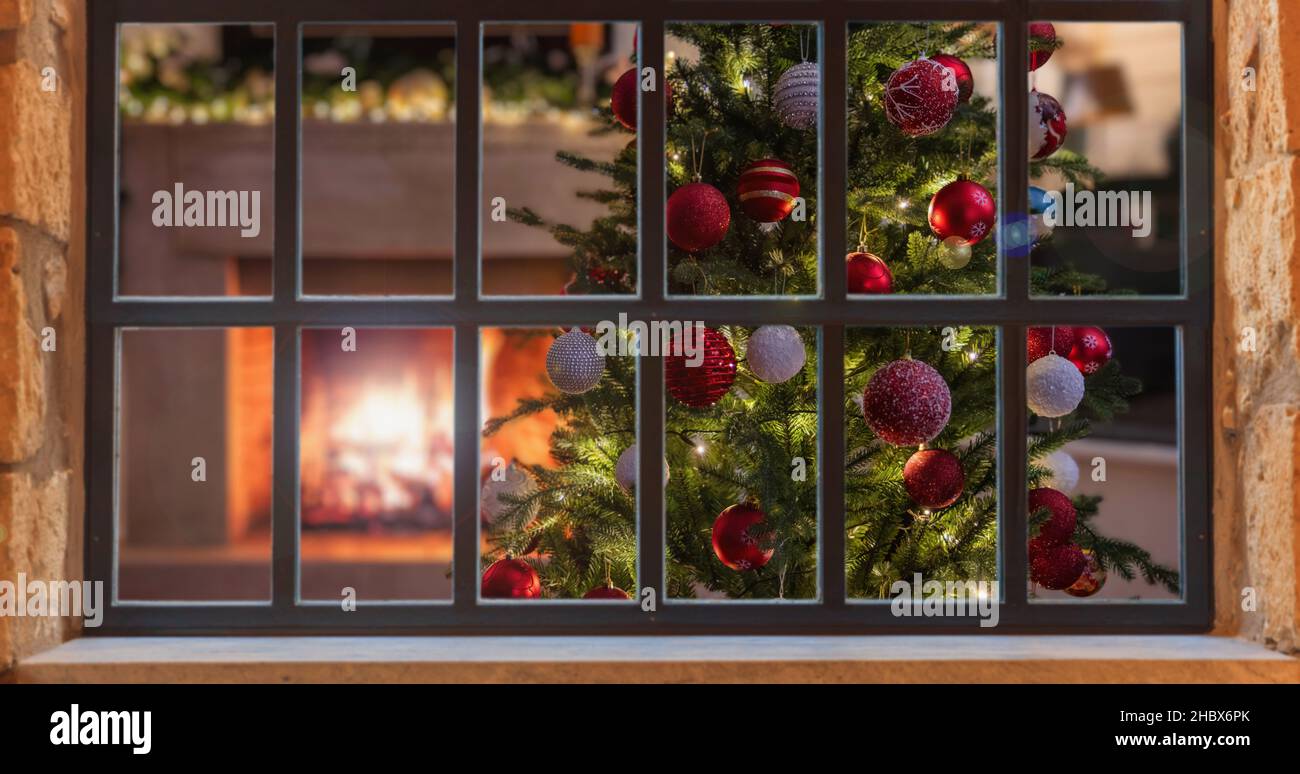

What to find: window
left=88, top=2, right=1211, bottom=633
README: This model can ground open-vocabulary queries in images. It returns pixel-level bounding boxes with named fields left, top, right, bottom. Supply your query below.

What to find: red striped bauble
left=736, top=158, right=801, bottom=224
left=665, top=325, right=736, bottom=408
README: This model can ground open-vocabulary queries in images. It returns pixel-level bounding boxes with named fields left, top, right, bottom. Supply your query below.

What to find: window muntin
left=90, top=5, right=1212, bottom=633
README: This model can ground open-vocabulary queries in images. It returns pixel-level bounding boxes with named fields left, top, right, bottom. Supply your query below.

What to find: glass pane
left=1025, top=325, right=1180, bottom=600
left=1026, top=22, right=1182, bottom=296
left=847, top=22, right=1000, bottom=296
left=480, top=326, right=637, bottom=600
left=301, top=24, right=456, bottom=296
left=665, top=325, right=819, bottom=600
left=481, top=23, right=638, bottom=296
left=299, top=328, right=454, bottom=601
left=665, top=23, right=820, bottom=297
left=117, top=328, right=273, bottom=601
left=118, top=24, right=274, bottom=297
left=846, top=326, right=998, bottom=598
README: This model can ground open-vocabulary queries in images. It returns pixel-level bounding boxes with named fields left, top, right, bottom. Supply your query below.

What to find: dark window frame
left=86, top=0, right=1213, bottom=634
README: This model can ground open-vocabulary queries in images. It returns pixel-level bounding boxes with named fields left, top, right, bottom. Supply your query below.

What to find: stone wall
left=0, top=0, right=85, bottom=672
left=1214, top=0, right=1300, bottom=652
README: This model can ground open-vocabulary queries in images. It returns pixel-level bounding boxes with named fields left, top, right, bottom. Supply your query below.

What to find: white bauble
left=774, top=61, right=819, bottom=130
left=614, top=444, right=669, bottom=491
left=1026, top=353, right=1085, bottom=417
left=480, top=462, right=537, bottom=522
left=746, top=325, right=806, bottom=383
left=546, top=329, right=605, bottom=394
left=1044, top=449, right=1079, bottom=493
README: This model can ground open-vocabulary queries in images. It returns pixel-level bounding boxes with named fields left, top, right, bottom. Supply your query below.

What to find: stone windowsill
left=15, top=635, right=1299, bottom=683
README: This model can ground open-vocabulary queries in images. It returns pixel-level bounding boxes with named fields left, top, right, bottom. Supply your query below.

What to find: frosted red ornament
left=931, top=53, right=974, bottom=103
left=611, top=67, right=638, bottom=130
left=928, top=179, right=996, bottom=246
left=1029, top=22, right=1057, bottom=71
left=1031, top=542, right=1086, bottom=590
left=667, top=182, right=731, bottom=252
left=1028, top=486, right=1077, bottom=545
left=1026, top=325, right=1075, bottom=363
left=884, top=57, right=958, bottom=137
left=736, top=158, right=801, bottom=224
left=481, top=557, right=542, bottom=599
left=1029, top=90, right=1068, bottom=160
left=583, top=584, right=631, bottom=600
left=1068, top=326, right=1113, bottom=375
left=846, top=251, right=893, bottom=294
left=711, top=503, right=774, bottom=571
left=903, top=448, right=966, bottom=509
left=665, top=325, right=736, bottom=408
left=862, top=359, right=952, bottom=446
left=1064, top=549, right=1108, bottom=598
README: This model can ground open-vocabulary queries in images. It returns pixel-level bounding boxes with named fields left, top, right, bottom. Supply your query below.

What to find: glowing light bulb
left=897, top=199, right=910, bottom=210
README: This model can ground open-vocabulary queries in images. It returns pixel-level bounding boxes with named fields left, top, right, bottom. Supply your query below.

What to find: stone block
left=0, top=61, right=70, bottom=240
left=0, top=470, right=71, bottom=670
left=0, top=227, right=44, bottom=462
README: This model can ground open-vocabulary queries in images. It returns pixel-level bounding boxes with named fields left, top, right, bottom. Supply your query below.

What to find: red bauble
left=884, top=57, right=958, bottom=137
left=931, top=53, right=974, bottom=103
left=1031, top=542, right=1086, bottom=590
left=481, top=557, right=541, bottom=599
left=903, top=449, right=966, bottom=509
left=1026, top=326, right=1075, bottom=363
left=583, top=584, right=631, bottom=600
left=711, top=503, right=774, bottom=571
left=1064, top=549, right=1107, bottom=598
left=736, top=158, right=800, bottom=223
left=929, top=179, right=996, bottom=246
left=611, top=68, right=638, bottom=130
left=1068, top=326, right=1113, bottom=375
left=863, top=359, right=952, bottom=446
left=1029, top=22, right=1057, bottom=71
left=665, top=325, right=736, bottom=408
left=846, top=251, right=894, bottom=294
left=1029, top=90, right=1068, bottom=160
left=667, top=182, right=731, bottom=252
left=1028, top=486, right=1077, bottom=545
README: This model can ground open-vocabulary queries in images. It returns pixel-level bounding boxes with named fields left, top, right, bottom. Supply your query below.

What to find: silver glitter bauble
left=614, top=444, right=670, bottom=491
left=480, top=461, right=538, bottom=522
left=746, top=325, right=806, bottom=383
left=774, top=61, right=819, bottom=130
left=1026, top=353, right=1085, bottom=418
left=546, top=329, right=605, bottom=394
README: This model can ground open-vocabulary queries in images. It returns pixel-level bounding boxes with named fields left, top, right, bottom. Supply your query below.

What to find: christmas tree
left=486, top=22, right=1179, bottom=601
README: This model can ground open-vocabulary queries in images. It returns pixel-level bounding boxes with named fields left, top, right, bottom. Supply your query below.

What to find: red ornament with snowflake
left=846, top=251, right=893, bottom=294
left=862, top=359, right=952, bottom=446
left=930, top=53, right=974, bottom=103
left=884, top=57, right=958, bottom=137
left=929, top=179, right=996, bottom=246
left=736, top=158, right=801, bottom=224
left=1026, top=325, right=1075, bottom=363
left=667, top=182, right=731, bottom=252
left=665, top=325, right=736, bottom=408
left=903, top=448, right=966, bottom=509
left=1068, top=326, right=1113, bottom=375
left=1064, top=549, right=1107, bottom=597
left=481, top=557, right=542, bottom=599
left=1029, top=90, right=1068, bottom=160
left=1029, top=22, right=1057, bottom=71
left=711, top=503, right=774, bottom=571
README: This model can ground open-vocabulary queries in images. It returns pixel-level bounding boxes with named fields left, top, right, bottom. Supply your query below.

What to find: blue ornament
left=1028, top=185, right=1052, bottom=215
